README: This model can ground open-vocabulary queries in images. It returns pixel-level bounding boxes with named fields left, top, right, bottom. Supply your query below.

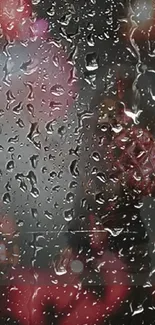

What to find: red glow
left=0, top=0, right=32, bottom=40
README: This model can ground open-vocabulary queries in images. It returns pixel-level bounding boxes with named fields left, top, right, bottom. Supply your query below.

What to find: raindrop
left=84, top=72, right=96, bottom=88
left=3, top=58, right=14, bottom=86
left=27, top=104, right=35, bottom=117
left=6, top=90, right=15, bottom=103
left=12, top=102, right=23, bottom=114
left=49, top=101, right=62, bottom=111
left=50, top=171, right=57, bottom=178
left=2, top=192, right=11, bottom=204
left=15, top=173, right=24, bottom=182
left=104, top=227, right=123, bottom=237
left=30, top=155, right=39, bottom=169
left=31, top=208, right=38, bottom=219
left=6, top=160, right=15, bottom=172
left=58, top=170, right=63, bottom=179
left=92, top=151, right=100, bottom=162
left=64, top=208, right=74, bottom=221
left=5, top=181, right=11, bottom=191
left=95, top=192, right=105, bottom=204
left=58, top=13, right=72, bottom=26
left=68, top=67, right=78, bottom=85
left=27, top=123, right=40, bottom=143
left=58, top=126, right=67, bottom=137
left=50, top=84, right=65, bottom=96
left=45, top=121, right=54, bottom=134
left=16, top=118, right=25, bottom=128
left=27, top=171, right=37, bottom=186
left=42, top=166, right=47, bottom=174
left=53, top=262, right=67, bottom=276
left=85, top=52, right=98, bottom=71
left=47, top=6, right=55, bottom=17
left=65, top=192, right=74, bottom=203
left=96, top=172, right=106, bottom=183
left=87, top=32, right=95, bottom=47
left=8, top=135, right=19, bottom=143
left=20, top=180, right=27, bottom=192
left=32, top=0, right=41, bottom=4
left=52, top=55, right=59, bottom=67
left=17, top=220, right=24, bottom=227
left=0, top=109, right=4, bottom=117
left=111, top=124, right=123, bottom=134
left=20, top=58, right=39, bottom=75
left=69, top=181, right=77, bottom=189
left=8, top=146, right=14, bottom=153
left=52, top=185, right=60, bottom=192
left=44, top=210, right=53, bottom=220
left=30, top=187, right=40, bottom=198
left=134, top=201, right=144, bottom=208
left=25, top=82, right=34, bottom=101
left=69, top=160, right=79, bottom=177
left=132, top=306, right=144, bottom=316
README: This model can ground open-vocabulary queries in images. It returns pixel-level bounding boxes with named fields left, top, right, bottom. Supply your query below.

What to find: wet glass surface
left=0, top=0, right=155, bottom=324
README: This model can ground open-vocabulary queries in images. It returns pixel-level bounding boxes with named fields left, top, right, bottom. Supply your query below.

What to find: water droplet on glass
left=20, top=180, right=27, bottom=192
left=64, top=208, right=74, bottom=221
left=27, top=123, right=40, bottom=143
left=69, top=160, right=79, bottom=177
left=31, top=208, right=38, bottom=219
left=30, top=155, right=39, bottom=169
left=44, top=210, right=53, bottom=220
left=12, top=102, right=23, bottom=114
left=2, top=192, right=11, bottom=204
left=92, top=151, right=100, bottom=162
left=53, top=262, right=67, bottom=276
left=5, top=181, right=11, bottom=191
left=50, top=84, right=65, bottom=96
left=97, top=172, right=106, bottom=183
left=6, top=160, right=15, bottom=172
left=17, top=220, right=24, bottom=227
left=52, top=55, right=59, bottom=67
left=132, top=306, right=144, bottom=316
left=69, top=180, right=77, bottom=189
left=8, top=135, right=19, bottom=143
left=32, top=0, right=41, bottom=4
left=0, top=109, right=4, bottom=117
left=65, top=192, right=74, bottom=203
left=95, top=192, right=105, bottom=204
left=30, top=186, right=40, bottom=198
left=104, top=227, right=123, bottom=237
left=47, top=6, right=55, bottom=17
left=20, top=58, right=39, bottom=75
left=25, top=82, right=34, bottom=101
left=6, top=90, right=15, bottom=103
left=16, top=118, right=25, bottom=128
left=58, top=13, right=72, bottom=26
left=85, top=52, right=98, bottom=71
left=87, top=32, right=95, bottom=47
left=27, top=103, right=35, bottom=117
left=52, top=185, right=60, bottom=192
left=27, top=171, right=37, bottom=186
left=58, top=126, right=66, bottom=137
left=45, top=121, right=54, bottom=134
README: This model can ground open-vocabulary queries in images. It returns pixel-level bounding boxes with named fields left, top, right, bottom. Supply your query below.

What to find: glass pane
left=0, top=0, right=155, bottom=324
